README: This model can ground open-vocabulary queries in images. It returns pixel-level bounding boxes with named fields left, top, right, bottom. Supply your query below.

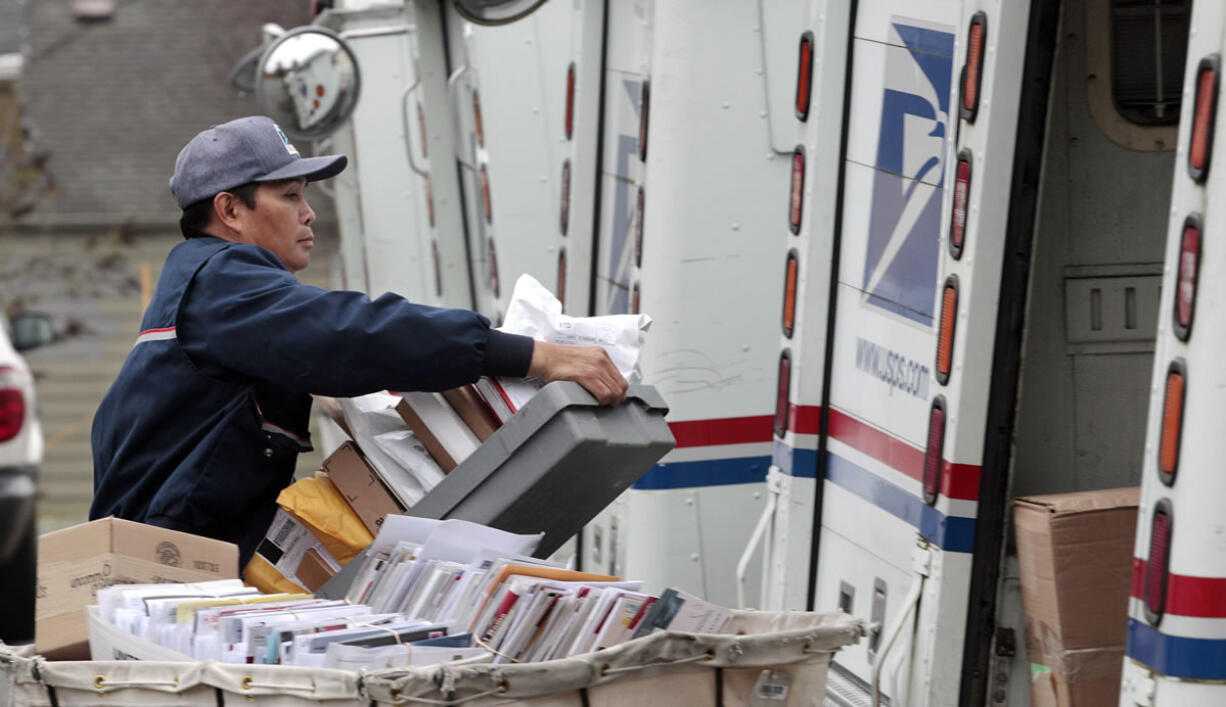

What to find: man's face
left=239, top=179, right=316, bottom=273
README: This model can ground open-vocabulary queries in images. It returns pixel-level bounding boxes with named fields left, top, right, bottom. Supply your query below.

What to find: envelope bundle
left=339, top=515, right=733, bottom=666
left=95, top=578, right=484, bottom=669
left=93, top=516, right=731, bottom=672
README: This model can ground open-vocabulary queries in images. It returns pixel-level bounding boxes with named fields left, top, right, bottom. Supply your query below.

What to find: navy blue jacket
left=90, top=236, right=532, bottom=564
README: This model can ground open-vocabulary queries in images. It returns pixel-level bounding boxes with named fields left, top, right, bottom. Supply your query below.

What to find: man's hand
left=528, top=341, right=628, bottom=406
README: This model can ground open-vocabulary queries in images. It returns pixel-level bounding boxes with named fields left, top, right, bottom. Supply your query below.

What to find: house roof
left=0, top=0, right=22, bottom=57
left=20, top=0, right=339, bottom=228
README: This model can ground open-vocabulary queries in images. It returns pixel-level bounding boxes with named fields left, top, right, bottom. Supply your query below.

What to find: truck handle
left=401, top=80, right=429, bottom=178
left=870, top=541, right=932, bottom=707
left=735, top=466, right=784, bottom=609
left=447, top=64, right=479, bottom=172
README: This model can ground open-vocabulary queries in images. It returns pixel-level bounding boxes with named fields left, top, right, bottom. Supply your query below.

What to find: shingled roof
left=0, top=0, right=22, bottom=57
left=19, top=0, right=337, bottom=229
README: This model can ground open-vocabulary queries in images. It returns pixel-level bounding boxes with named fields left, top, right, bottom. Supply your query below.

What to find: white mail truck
left=239, top=0, right=1221, bottom=703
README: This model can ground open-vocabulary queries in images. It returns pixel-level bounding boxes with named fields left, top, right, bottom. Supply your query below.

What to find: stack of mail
left=94, top=579, right=484, bottom=669
left=338, top=516, right=734, bottom=664
left=93, top=517, right=735, bottom=671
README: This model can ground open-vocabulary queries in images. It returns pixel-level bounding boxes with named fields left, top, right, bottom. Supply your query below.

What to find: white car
left=0, top=312, right=51, bottom=645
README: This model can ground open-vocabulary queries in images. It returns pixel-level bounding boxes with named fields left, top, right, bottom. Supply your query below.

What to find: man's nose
left=302, top=196, right=316, bottom=226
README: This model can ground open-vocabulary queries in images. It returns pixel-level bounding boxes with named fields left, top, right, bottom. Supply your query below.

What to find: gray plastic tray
left=317, top=381, right=673, bottom=599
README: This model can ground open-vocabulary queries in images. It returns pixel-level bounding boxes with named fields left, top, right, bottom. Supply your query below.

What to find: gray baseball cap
left=169, top=115, right=348, bottom=209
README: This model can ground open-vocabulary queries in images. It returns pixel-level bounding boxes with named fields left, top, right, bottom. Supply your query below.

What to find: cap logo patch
left=273, top=123, right=300, bottom=157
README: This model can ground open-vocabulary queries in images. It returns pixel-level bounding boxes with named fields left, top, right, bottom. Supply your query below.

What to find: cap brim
left=258, top=154, right=348, bottom=184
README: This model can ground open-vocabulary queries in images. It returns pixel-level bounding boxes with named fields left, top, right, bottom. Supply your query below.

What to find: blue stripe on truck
left=1127, top=619, right=1226, bottom=680
left=824, top=452, right=975, bottom=553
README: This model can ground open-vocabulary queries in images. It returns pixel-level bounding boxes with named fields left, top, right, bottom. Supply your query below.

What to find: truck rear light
left=923, top=397, right=946, bottom=506
left=936, top=276, right=959, bottom=385
left=790, top=146, right=805, bottom=234
left=0, top=367, right=25, bottom=443
left=774, top=350, right=792, bottom=438
left=565, top=63, right=575, bottom=141
left=632, top=282, right=641, bottom=315
left=795, top=32, right=814, bottom=121
left=1158, top=361, right=1185, bottom=486
left=782, top=250, right=798, bottom=338
left=557, top=248, right=567, bottom=309
left=473, top=90, right=485, bottom=148
left=480, top=165, right=492, bottom=223
left=961, top=12, right=987, bottom=123
left=950, top=150, right=972, bottom=259
left=1174, top=214, right=1201, bottom=340
left=560, top=160, right=571, bottom=236
left=1189, top=56, right=1219, bottom=183
left=635, top=187, right=645, bottom=267
left=1144, top=500, right=1173, bottom=625
left=417, top=102, right=428, bottom=158
left=639, top=79, right=650, bottom=161
left=431, top=240, right=442, bottom=297
left=424, top=178, right=435, bottom=227
left=488, top=238, right=500, bottom=298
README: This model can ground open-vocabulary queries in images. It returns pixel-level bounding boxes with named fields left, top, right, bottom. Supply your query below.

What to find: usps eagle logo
left=273, top=123, right=301, bottom=157
left=861, top=20, right=955, bottom=327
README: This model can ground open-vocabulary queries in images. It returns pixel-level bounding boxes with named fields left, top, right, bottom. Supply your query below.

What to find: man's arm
left=180, top=244, right=627, bottom=404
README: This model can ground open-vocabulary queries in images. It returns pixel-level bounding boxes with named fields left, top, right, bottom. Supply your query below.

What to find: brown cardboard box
left=442, top=385, right=501, bottom=442
left=395, top=392, right=480, bottom=471
left=323, top=441, right=404, bottom=535
left=36, top=517, right=238, bottom=658
left=1013, top=487, right=1139, bottom=706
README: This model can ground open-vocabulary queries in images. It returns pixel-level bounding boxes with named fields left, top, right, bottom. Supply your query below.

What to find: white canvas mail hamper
left=0, top=610, right=861, bottom=706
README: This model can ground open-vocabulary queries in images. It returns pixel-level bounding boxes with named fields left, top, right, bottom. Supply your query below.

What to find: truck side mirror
left=254, top=27, right=361, bottom=141
left=10, top=312, right=54, bottom=353
left=453, top=0, right=548, bottom=25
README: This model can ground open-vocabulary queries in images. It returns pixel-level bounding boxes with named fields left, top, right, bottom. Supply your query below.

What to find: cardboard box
left=1013, top=487, right=1139, bottom=706
left=396, top=392, right=481, bottom=471
left=442, top=385, right=501, bottom=441
left=36, top=517, right=238, bottom=658
left=323, top=441, right=405, bottom=535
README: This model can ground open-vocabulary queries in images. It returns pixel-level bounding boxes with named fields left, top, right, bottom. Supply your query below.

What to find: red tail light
left=1174, top=215, right=1201, bottom=340
left=0, top=367, right=25, bottom=443
left=961, top=13, right=987, bottom=123
left=431, top=240, right=442, bottom=297
left=639, top=79, right=650, bottom=162
left=1144, top=500, right=1173, bottom=625
left=774, top=350, right=792, bottom=438
left=480, top=165, right=492, bottom=223
left=782, top=250, right=798, bottom=338
left=557, top=248, right=567, bottom=310
left=565, top=63, right=576, bottom=141
left=795, top=32, right=814, bottom=121
left=923, top=397, right=946, bottom=506
left=473, top=90, right=485, bottom=149
left=950, top=150, right=972, bottom=259
left=417, top=102, right=428, bottom=158
left=560, top=160, right=571, bottom=236
left=488, top=238, right=500, bottom=298
left=1189, top=56, right=1219, bottom=183
left=1158, top=361, right=1185, bottom=486
left=790, top=147, right=806, bottom=235
left=631, top=282, right=641, bottom=315
left=635, top=187, right=645, bottom=267
left=936, top=276, right=959, bottom=385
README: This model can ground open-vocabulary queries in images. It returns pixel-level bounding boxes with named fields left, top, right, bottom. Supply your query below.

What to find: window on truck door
left=1085, top=0, right=1191, bottom=150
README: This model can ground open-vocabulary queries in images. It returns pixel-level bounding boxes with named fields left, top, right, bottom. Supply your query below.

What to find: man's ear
left=212, top=191, right=246, bottom=232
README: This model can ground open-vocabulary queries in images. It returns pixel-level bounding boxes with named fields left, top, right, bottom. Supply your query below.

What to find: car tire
left=0, top=513, right=36, bottom=645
